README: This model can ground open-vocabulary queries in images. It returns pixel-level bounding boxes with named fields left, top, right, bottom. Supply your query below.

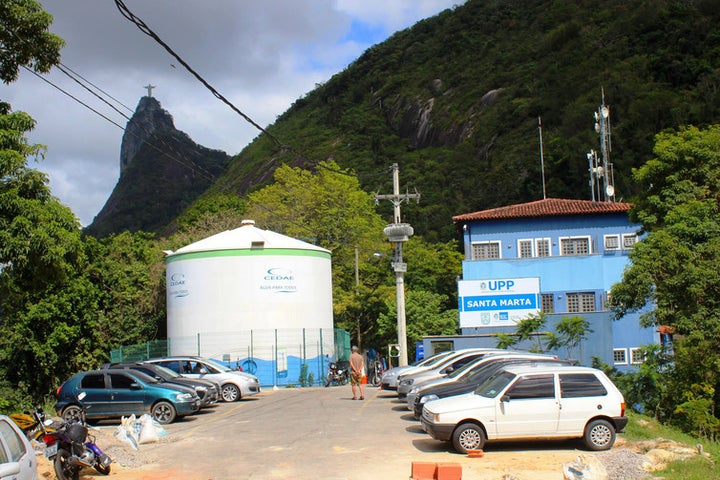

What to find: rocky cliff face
left=119, top=96, right=176, bottom=175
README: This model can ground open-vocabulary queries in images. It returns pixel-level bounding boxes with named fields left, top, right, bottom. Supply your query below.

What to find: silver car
left=146, top=356, right=261, bottom=402
left=0, top=414, right=38, bottom=480
left=396, top=348, right=506, bottom=398
left=380, top=350, right=456, bottom=391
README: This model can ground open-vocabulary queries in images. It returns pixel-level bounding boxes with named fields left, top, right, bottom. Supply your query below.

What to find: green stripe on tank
left=166, top=248, right=331, bottom=263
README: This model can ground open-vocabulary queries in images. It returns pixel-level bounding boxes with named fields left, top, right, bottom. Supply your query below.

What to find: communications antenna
left=587, top=88, right=616, bottom=202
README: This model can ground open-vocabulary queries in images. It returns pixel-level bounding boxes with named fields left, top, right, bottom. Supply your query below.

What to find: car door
left=557, top=372, right=609, bottom=435
left=494, top=373, right=559, bottom=438
left=107, top=372, right=147, bottom=416
left=77, top=372, right=114, bottom=415
left=0, top=416, right=38, bottom=480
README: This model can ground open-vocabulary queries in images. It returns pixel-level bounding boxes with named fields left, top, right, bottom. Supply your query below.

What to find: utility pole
left=374, top=163, right=420, bottom=366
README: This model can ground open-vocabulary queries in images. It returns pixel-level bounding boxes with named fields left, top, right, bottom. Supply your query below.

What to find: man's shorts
left=350, top=372, right=362, bottom=386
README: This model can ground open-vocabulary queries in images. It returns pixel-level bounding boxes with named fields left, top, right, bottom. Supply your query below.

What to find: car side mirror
left=199, top=368, right=208, bottom=374
left=130, top=383, right=142, bottom=390
left=501, top=395, right=511, bottom=403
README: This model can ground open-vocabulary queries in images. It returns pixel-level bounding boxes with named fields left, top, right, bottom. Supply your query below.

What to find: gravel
left=595, top=448, right=654, bottom=480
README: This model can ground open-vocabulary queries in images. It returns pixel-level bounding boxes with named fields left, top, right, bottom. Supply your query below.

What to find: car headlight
left=400, top=379, right=414, bottom=387
left=176, top=393, right=194, bottom=401
left=419, top=394, right=439, bottom=404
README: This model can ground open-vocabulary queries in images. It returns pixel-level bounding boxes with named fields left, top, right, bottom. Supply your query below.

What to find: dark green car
left=55, top=369, right=201, bottom=424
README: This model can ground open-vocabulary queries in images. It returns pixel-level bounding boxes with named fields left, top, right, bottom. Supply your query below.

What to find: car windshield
left=201, top=358, right=230, bottom=372
left=153, top=365, right=180, bottom=378
left=475, top=371, right=516, bottom=398
left=417, top=350, right=454, bottom=368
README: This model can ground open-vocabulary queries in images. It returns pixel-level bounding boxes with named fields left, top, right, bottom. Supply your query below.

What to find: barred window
left=536, top=238, right=551, bottom=257
left=604, top=235, right=620, bottom=250
left=630, top=348, right=645, bottom=364
left=519, top=239, right=533, bottom=258
left=623, top=234, right=638, bottom=249
left=560, top=237, right=590, bottom=256
left=541, top=294, right=555, bottom=313
left=613, top=349, right=627, bottom=365
left=471, top=241, right=500, bottom=260
left=567, top=292, right=596, bottom=313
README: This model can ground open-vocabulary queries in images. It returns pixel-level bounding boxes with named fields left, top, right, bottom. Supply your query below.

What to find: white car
left=421, top=364, right=627, bottom=453
left=146, top=356, right=261, bottom=402
left=0, top=414, right=38, bottom=480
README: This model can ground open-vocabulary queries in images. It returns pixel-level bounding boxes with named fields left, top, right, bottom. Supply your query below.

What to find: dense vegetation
left=3, top=0, right=720, bottom=449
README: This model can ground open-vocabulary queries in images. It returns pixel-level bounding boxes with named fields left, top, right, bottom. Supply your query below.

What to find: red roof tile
left=452, top=198, right=632, bottom=222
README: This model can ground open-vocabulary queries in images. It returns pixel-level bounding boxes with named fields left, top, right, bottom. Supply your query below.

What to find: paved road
left=101, top=385, right=585, bottom=480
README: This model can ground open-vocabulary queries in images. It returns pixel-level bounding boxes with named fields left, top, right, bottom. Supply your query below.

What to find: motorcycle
left=10, top=407, right=53, bottom=442
left=324, top=361, right=349, bottom=387
left=42, top=402, right=112, bottom=480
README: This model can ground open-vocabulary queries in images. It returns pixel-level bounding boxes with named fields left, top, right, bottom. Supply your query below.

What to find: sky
left=2, top=0, right=463, bottom=227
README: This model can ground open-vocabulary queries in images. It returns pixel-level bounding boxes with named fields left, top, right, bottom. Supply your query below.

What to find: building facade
left=423, top=198, right=658, bottom=370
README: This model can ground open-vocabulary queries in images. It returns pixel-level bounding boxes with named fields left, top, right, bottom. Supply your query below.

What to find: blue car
left=55, top=369, right=201, bottom=424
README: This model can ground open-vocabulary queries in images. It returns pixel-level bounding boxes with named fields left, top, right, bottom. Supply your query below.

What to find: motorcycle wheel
left=54, top=448, right=80, bottom=480
left=95, top=463, right=111, bottom=475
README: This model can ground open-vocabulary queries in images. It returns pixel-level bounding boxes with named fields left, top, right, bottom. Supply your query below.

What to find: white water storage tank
left=165, top=220, right=333, bottom=341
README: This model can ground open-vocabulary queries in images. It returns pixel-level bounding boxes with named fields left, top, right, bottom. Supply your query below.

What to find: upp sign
left=487, top=280, right=515, bottom=291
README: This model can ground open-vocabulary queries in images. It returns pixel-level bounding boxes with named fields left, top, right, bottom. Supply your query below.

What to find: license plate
left=45, top=443, right=57, bottom=458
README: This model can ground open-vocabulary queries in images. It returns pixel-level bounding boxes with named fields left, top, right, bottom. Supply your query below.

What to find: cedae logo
left=264, top=268, right=294, bottom=281
left=169, top=273, right=186, bottom=287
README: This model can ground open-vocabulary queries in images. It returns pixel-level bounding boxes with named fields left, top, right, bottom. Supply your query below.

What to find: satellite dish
left=602, top=106, right=610, bottom=118
left=606, top=185, right=615, bottom=197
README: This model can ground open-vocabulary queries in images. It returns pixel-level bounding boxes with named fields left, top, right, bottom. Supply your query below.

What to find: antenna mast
left=588, top=88, right=616, bottom=202
left=538, top=116, right=547, bottom=200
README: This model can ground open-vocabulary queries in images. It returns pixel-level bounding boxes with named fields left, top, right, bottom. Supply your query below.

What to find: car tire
left=451, top=422, right=486, bottom=454
left=54, top=447, right=80, bottom=480
left=583, top=418, right=616, bottom=451
left=151, top=401, right=177, bottom=424
left=221, top=384, right=241, bottom=402
left=61, top=405, right=83, bottom=423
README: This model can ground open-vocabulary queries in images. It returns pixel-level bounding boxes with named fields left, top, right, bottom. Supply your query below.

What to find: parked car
left=410, top=356, right=573, bottom=419
left=405, top=352, right=564, bottom=411
left=55, top=368, right=202, bottom=424
left=421, top=364, right=627, bottom=453
left=105, top=362, right=220, bottom=407
left=0, top=414, right=38, bottom=480
left=380, top=350, right=456, bottom=391
left=145, top=356, right=261, bottom=402
left=396, top=348, right=506, bottom=398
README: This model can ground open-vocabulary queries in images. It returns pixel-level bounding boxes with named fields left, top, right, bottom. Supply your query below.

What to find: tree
left=609, top=124, right=720, bottom=432
left=0, top=0, right=64, bottom=84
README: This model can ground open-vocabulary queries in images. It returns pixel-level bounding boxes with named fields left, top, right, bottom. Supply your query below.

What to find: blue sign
left=463, top=293, right=537, bottom=311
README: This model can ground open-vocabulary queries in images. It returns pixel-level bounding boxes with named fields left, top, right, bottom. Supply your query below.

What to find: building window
left=630, top=347, right=645, bottom=364
left=567, top=292, right=596, bottom=312
left=536, top=238, right=551, bottom=257
left=613, top=349, right=628, bottom=365
left=471, top=241, right=500, bottom=260
left=541, top=294, right=554, bottom=313
left=559, top=236, right=590, bottom=256
left=604, top=234, right=620, bottom=250
left=622, top=234, right=638, bottom=249
left=518, top=239, right=533, bottom=258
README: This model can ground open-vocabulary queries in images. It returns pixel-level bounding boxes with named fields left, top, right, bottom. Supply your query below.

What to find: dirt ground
left=32, top=388, right=645, bottom=480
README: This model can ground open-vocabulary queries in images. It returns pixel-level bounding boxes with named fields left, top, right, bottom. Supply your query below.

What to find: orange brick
left=436, top=462, right=462, bottom=480
left=411, top=461, right=437, bottom=480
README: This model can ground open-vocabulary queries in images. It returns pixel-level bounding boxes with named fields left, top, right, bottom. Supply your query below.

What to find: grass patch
left=621, top=411, right=717, bottom=479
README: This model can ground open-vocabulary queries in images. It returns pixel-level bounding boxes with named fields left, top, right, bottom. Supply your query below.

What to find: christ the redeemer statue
left=144, top=84, right=156, bottom=97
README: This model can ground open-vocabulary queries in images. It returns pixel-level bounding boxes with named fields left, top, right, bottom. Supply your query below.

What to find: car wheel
left=583, top=419, right=616, bottom=451
left=451, top=422, right=486, bottom=454
left=221, top=384, right=240, bottom=402
left=54, top=448, right=80, bottom=480
left=151, top=401, right=177, bottom=424
left=61, top=405, right=83, bottom=423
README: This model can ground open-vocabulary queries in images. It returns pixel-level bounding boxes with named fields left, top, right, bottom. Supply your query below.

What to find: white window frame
left=630, top=347, right=645, bottom=364
left=535, top=238, right=551, bottom=257
left=604, top=234, right=620, bottom=251
left=613, top=348, right=628, bottom=365
left=559, top=236, right=591, bottom=256
left=471, top=241, right=501, bottom=260
left=622, top=233, right=638, bottom=249
left=518, top=239, right=534, bottom=258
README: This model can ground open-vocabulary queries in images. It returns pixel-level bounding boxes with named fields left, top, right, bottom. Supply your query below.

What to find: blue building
left=422, top=198, right=658, bottom=371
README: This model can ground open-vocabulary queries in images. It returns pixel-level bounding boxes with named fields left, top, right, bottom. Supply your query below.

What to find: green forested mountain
left=204, top=0, right=720, bottom=242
